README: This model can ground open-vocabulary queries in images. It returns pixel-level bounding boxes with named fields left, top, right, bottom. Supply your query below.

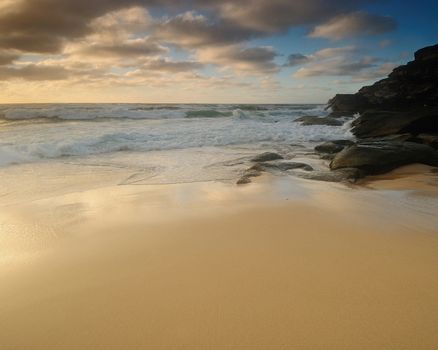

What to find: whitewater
left=0, top=104, right=353, bottom=183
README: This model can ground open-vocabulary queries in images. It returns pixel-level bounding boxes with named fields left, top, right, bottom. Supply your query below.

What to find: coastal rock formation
left=352, top=107, right=438, bottom=138
left=322, top=44, right=438, bottom=179
left=326, top=94, right=368, bottom=118
left=252, top=161, right=313, bottom=172
left=236, top=169, right=262, bottom=185
left=330, top=141, right=438, bottom=175
left=328, top=44, right=438, bottom=138
left=300, top=168, right=364, bottom=183
left=251, top=152, right=283, bottom=162
left=295, top=116, right=342, bottom=126
left=315, top=140, right=355, bottom=154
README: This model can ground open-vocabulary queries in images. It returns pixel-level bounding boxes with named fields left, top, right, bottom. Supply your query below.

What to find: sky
left=0, top=0, right=437, bottom=104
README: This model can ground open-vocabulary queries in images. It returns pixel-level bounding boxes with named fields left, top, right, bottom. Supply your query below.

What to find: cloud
left=292, top=45, right=397, bottom=83
left=379, top=39, right=393, bottom=48
left=72, top=37, right=167, bottom=58
left=284, top=54, right=310, bottom=67
left=0, top=0, right=395, bottom=88
left=0, top=50, right=20, bottom=65
left=197, top=45, right=279, bottom=73
left=143, top=59, right=204, bottom=73
left=0, top=64, right=70, bottom=81
left=295, top=57, right=378, bottom=77
left=309, top=11, right=397, bottom=40
left=218, top=0, right=370, bottom=32
left=0, top=1, right=379, bottom=54
left=153, top=11, right=258, bottom=48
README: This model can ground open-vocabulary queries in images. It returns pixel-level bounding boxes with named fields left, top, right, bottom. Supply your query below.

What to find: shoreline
left=1, top=165, right=438, bottom=349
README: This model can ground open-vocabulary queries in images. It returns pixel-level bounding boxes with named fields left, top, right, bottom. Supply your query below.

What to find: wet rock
left=251, top=152, right=283, bottom=162
left=357, top=45, right=438, bottom=110
left=236, top=169, right=262, bottom=185
left=326, top=44, right=438, bottom=139
left=255, top=161, right=313, bottom=172
left=300, top=168, right=364, bottom=183
left=295, top=116, right=343, bottom=126
left=418, top=134, right=438, bottom=149
left=351, top=108, right=438, bottom=138
left=330, top=141, right=438, bottom=175
left=315, top=140, right=355, bottom=154
left=326, top=94, right=368, bottom=118
left=236, top=176, right=252, bottom=185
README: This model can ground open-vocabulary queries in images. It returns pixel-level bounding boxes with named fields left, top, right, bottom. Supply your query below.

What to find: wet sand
left=1, top=165, right=438, bottom=349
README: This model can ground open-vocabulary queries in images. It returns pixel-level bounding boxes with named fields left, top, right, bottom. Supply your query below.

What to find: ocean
left=0, top=103, right=353, bottom=184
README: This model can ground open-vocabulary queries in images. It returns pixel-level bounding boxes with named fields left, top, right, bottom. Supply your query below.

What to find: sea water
left=0, top=104, right=353, bottom=184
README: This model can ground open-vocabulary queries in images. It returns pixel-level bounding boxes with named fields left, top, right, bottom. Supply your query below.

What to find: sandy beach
left=1, top=165, right=438, bottom=350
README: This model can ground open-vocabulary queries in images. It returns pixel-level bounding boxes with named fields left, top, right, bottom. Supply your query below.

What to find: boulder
left=251, top=152, right=283, bottom=162
left=315, top=140, right=355, bottom=154
left=330, top=141, right=438, bottom=175
left=415, top=44, right=438, bottom=61
left=236, top=169, right=262, bottom=185
left=295, top=116, right=343, bottom=126
left=351, top=107, right=438, bottom=138
left=299, top=168, right=364, bottom=183
left=254, top=161, right=313, bottom=172
left=326, top=44, right=438, bottom=139
left=236, top=176, right=252, bottom=185
left=417, top=134, right=438, bottom=149
left=326, top=94, right=368, bottom=117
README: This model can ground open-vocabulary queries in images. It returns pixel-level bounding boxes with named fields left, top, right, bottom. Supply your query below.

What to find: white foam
left=0, top=104, right=351, bottom=167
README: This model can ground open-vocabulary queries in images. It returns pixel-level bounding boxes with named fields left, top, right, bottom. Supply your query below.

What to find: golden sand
left=0, top=167, right=438, bottom=349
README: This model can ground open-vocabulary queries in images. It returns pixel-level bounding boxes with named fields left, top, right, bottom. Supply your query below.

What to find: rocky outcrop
left=300, top=168, right=364, bottom=183
left=327, top=44, right=438, bottom=138
left=252, top=161, right=313, bottom=172
left=251, top=152, right=283, bottom=162
left=326, top=94, right=368, bottom=118
left=321, top=44, right=438, bottom=179
left=352, top=108, right=438, bottom=138
left=236, top=169, right=262, bottom=185
left=295, top=116, right=343, bottom=126
left=330, top=141, right=438, bottom=175
left=315, top=140, right=355, bottom=154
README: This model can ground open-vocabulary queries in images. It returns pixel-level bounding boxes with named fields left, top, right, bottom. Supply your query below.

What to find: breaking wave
left=0, top=103, right=353, bottom=167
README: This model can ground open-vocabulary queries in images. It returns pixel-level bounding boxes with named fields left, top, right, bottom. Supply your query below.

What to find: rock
left=236, top=176, right=252, bottom=185
left=357, top=49, right=438, bottom=110
left=236, top=169, right=262, bottom=185
left=255, top=160, right=313, bottom=172
left=299, top=168, right=364, bottom=183
left=326, top=94, right=368, bottom=117
left=418, top=134, right=438, bottom=149
left=365, top=133, right=416, bottom=143
left=251, top=152, right=283, bottom=162
left=415, top=44, right=438, bottom=61
left=315, top=140, right=355, bottom=154
left=351, top=107, right=438, bottom=138
left=330, top=141, right=438, bottom=175
left=326, top=44, right=438, bottom=139
left=295, top=116, right=343, bottom=126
